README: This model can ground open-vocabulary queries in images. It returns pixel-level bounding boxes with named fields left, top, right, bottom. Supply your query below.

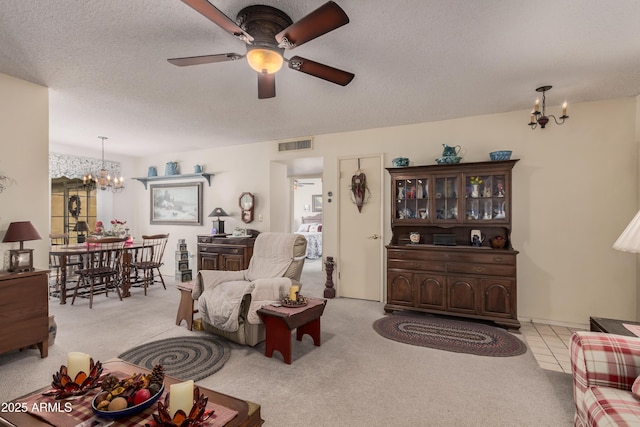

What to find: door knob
left=368, top=234, right=381, bottom=240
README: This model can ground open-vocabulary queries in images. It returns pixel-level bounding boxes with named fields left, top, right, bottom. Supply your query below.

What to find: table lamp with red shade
left=2, top=221, right=42, bottom=272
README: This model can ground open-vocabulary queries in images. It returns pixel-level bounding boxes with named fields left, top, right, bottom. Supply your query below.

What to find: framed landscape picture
left=312, top=194, right=322, bottom=212
left=150, top=182, right=203, bottom=225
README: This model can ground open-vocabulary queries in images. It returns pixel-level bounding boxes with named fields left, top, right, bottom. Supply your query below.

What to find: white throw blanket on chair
left=195, top=233, right=300, bottom=332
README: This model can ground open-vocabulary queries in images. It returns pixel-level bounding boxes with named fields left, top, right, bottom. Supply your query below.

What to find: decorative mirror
left=239, top=192, right=255, bottom=223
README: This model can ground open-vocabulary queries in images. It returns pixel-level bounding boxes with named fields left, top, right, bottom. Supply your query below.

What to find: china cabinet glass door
left=434, top=175, right=458, bottom=222
left=464, top=173, right=507, bottom=222
left=395, top=177, right=429, bottom=220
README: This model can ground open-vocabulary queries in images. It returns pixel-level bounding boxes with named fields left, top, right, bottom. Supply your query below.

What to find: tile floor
left=520, top=322, right=585, bottom=373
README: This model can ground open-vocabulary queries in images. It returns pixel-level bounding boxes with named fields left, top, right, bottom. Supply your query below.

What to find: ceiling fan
left=169, top=0, right=355, bottom=99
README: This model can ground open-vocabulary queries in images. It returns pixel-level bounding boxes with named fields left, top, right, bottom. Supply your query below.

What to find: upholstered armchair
left=570, top=331, right=640, bottom=426
left=193, top=233, right=307, bottom=346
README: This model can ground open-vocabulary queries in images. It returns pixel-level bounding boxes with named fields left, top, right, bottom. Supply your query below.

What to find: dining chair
left=49, top=233, right=85, bottom=298
left=71, top=237, right=126, bottom=308
left=131, top=234, right=169, bottom=295
left=48, top=233, right=67, bottom=295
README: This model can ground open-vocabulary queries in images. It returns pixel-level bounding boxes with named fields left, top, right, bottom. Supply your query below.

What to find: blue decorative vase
left=392, top=157, right=410, bottom=167
left=194, top=164, right=202, bottom=174
left=165, top=162, right=178, bottom=176
left=147, top=166, right=157, bottom=177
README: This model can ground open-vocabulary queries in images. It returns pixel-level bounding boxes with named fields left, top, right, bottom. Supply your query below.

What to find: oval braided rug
left=118, top=335, right=230, bottom=381
left=373, top=315, right=527, bottom=357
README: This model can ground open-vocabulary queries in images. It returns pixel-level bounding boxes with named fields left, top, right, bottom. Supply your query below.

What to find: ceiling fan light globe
left=246, top=48, right=283, bottom=74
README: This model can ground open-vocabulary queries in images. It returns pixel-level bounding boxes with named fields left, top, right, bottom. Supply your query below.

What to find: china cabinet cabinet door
left=394, top=177, right=430, bottom=221
left=416, top=274, right=446, bottom=310
left=447, top=276, right=478, bottom=314
left=463, top=172, right=509, bottom=223
left=433, top=174, right=460, bottom=223
left=387, top=271, right=414, bottom=306
left=480, top=278, right=514, bottom=318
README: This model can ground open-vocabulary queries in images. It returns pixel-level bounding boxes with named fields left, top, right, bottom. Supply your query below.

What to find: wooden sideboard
left=0, top=269, right=50, bottom=357
left=196, top=236, right=255, bottom=272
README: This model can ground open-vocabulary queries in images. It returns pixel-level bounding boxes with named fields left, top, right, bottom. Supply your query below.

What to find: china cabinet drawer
left=447, top=252, right=515, bottom=265
left=388, top=249, right=447, bottom=262
left=388, top=259, right=446, bottom=272
left=446, top=262, right=516, bottom=277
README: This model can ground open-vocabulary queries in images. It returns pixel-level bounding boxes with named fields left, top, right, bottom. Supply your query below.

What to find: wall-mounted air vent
left=278, top=138, right=313, bottom=152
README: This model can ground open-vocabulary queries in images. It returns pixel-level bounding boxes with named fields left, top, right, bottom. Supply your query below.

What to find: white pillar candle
left=67, top=352, right=90, bottom=380
left=169, top=380, right=194, bottom=418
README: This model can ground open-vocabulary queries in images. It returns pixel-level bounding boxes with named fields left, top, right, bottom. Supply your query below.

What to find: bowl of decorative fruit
left=92, top=365, right=165, bottom=419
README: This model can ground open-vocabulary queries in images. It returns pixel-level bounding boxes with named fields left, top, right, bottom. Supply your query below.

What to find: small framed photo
left=150, top=182, right=203, bottom=225
left=9, top=249, right=34, bottom=272
left=312, top=194, right=323, bottom=212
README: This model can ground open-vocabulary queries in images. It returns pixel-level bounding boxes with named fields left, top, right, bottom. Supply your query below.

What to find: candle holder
left=43, top=359, right=104, bottom=400
left=148, top=386, right=213, bottom=427
left=281, top=295, right=308, bottom=307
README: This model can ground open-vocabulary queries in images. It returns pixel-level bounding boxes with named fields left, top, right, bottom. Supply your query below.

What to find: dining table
left=49, top=241, right=146, bottom=304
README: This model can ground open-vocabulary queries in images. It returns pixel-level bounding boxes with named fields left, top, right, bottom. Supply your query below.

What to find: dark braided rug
left=373, top=315, right=527, bottom=357
left=118, top=335, right=230, bottom=381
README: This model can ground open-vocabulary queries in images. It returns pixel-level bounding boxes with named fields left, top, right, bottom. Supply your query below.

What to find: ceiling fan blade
left=258, top=73, right=276, bottom=99
left=181, top=0, right=254, bottom=43
left=168, top=53, right=243, bottom=66
left=276, top=1, right=349, bottom=49
left=288, top=56, right=354, bottom=86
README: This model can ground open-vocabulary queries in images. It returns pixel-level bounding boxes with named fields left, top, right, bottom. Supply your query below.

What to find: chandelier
left=528, top=86, right=569, bottom=129
left=82, top=136, right=124, bottom=192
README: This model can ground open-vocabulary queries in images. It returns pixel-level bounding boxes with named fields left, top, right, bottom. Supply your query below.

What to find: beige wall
left=0, top=73, right=49, bottom=270
left=136, top=97, right=638, bottom=328
left=3, top=72, right=636, bottom=327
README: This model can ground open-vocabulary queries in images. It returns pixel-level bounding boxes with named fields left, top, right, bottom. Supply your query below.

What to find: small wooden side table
left=257, top=298, right=327, bottom=364
left=176, top=281, right=198, bottom=330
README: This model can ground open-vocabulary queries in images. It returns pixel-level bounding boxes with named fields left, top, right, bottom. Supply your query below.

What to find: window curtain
left=49, top=152, right=121, bottom=179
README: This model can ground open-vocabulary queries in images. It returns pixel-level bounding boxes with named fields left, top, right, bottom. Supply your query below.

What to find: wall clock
left=239, top=192, right=255, bottom=223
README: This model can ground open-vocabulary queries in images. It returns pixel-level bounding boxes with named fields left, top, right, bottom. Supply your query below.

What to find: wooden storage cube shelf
left=386, top=160, right=520, bottom=329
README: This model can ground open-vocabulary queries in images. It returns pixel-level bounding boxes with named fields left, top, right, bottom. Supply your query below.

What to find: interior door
left=338, top=155, right=383, bottom=301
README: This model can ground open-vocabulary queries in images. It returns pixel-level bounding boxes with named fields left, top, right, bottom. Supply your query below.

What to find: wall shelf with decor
left=133, top=173, right=214, bottom=189
left=385, top=159, right=520, bottom=330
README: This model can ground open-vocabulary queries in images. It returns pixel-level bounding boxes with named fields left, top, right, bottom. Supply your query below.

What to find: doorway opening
left=292, top=176, right=323, bottom=261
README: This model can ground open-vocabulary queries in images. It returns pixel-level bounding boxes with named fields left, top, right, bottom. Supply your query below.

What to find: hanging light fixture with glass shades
left=82, top=136, right=124, bottom=192
left=528, top=86, right=569, bottom=129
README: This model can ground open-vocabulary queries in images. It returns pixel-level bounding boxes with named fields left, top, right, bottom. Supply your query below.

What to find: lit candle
left=67, top=352, right=90, bottom=381
left=534, top=98, right=540, bottom=112
left=169, top=380, right=194, bottom=418
left=562, top=101, right=567, bottom=116
left=289, top=285, right=299, bottom=301
left=530, top=113, right=535, bottom=124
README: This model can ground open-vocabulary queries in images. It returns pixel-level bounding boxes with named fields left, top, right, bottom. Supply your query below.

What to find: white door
left=338, top=155, right=383, bottom=301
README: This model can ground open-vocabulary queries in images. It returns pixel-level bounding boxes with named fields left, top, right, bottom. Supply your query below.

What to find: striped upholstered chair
left=570, top=331, right=640, bottom=426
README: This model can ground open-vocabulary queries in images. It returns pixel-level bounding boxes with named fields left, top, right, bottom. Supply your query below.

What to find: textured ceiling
left=1, top=1, right=640, bottom=157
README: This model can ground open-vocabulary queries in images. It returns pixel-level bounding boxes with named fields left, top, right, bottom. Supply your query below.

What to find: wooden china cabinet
left=385, top=160, right=520, bottom=329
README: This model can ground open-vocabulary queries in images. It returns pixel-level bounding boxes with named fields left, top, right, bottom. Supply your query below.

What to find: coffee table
left=0, top=359, right=263, bottom=427
left=257, top=298, right=327, bottom=364
left=590, top=316, right=640, bottom=337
